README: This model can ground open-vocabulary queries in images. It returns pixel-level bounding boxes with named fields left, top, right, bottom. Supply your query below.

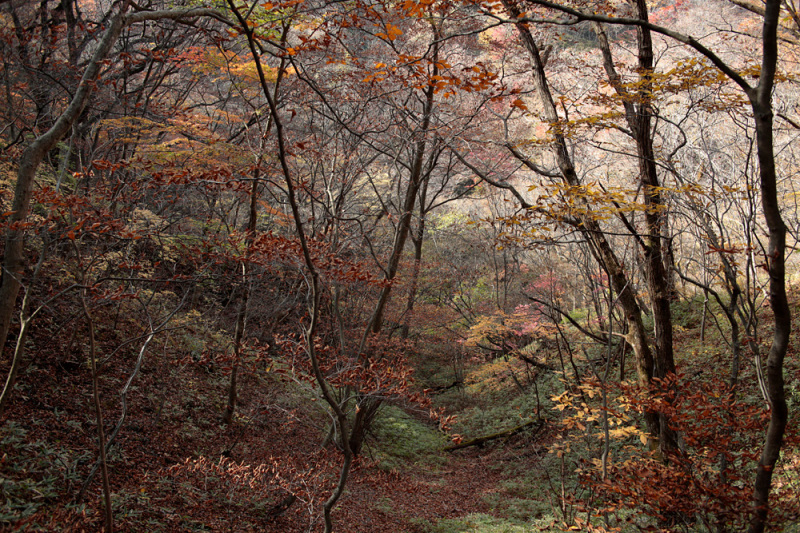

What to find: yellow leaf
left=640, top=433, right=648, bottom=445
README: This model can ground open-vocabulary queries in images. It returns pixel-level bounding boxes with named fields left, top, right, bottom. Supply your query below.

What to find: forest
left=1, top=0, right=799, bottom=531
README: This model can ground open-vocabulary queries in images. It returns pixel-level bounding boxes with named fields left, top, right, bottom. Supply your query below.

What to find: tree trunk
left=362, top=68, right=437, bottom=341
left=592, top=3, right=680, bottom=452
left=748, top=5, right=790, bottom=529
left=82, top=297, right=113, bottom=533
left=631, top=0, right=678, bottom=451
left=443, top=419, right=544, bottom=451
left=400, top=178, right=429, bottom=339
left=229, top=5, right=354, bottom=531
left=222, top=157, right=263, bottom=425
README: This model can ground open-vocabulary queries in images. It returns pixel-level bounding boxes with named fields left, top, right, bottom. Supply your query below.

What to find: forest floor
left=7, top=294, right=799, bottom=532
left=1, top=332, right=551, bottom=533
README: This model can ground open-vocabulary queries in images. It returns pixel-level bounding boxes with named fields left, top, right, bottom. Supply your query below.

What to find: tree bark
left=400, top=177, right=429, bottom=339
left=361, top=49, right=438, bottom=341
left=228, top=5, right=353, bottom=531
left=594, top=0, right=678, bottom=452
left=82, top=297, right=113, bottom=533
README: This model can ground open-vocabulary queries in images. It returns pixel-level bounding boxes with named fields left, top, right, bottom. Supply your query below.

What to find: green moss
left=368, top=405, right=447, bottom=471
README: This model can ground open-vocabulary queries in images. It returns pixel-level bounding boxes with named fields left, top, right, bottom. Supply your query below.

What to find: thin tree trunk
left=222, top=178, right=257, bottom=425
left=221, top=36, right=286, bottom=422
left=748, top=5, right=790, bottom=530
left=350, top=22, right=443, bottom=457
left=700, top=289, right=708, bottom=344
left=361, top=50, right=438, bottom=342
left=400, top=178, right=429, bottom=339
left=221, top=291, right=245, bottom=425
left=593, top=4, right=679, bottom=452
left=82, top=297, right=113, bottom=533
left=0, top=311, right=31, bottom=417
left=228, top=5, right=355, bottom=531
left=630, top=0, right=676, bottom=381
left=631, top=0, right=678, bottom=452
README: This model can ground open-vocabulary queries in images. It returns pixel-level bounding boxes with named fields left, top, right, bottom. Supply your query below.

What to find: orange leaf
left=386, top=24, right=402, bottom=41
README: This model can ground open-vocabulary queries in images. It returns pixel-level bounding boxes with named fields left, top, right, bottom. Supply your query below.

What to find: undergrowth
left=0, top=422, right=88, bottom=526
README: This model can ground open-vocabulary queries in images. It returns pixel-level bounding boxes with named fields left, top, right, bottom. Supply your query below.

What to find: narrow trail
left=337, top=419, right=552, bottom=533
left=337, top=447, right=508, bottom=532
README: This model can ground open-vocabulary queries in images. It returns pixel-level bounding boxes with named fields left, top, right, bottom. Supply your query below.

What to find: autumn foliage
left=1, top=0, right=799, bottom=532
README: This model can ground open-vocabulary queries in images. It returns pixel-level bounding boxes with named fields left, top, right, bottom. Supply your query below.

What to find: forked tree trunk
left=598, top=0, right=679, bottom=452
left=361, top=49, right=438, bottom=341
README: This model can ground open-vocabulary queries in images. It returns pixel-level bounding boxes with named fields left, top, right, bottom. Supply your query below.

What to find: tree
left=0, top=0, right=228, bottom=414
left=502, top=1, right=791, bottom=528
left=454, top=0, right=674, bottom=451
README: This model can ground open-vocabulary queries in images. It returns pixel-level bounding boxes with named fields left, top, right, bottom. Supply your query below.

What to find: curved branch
left=449, top=146, right=533, bottom=208
left=525, top=295, right=609, bottom=345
